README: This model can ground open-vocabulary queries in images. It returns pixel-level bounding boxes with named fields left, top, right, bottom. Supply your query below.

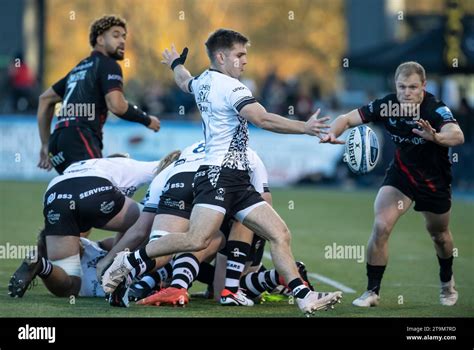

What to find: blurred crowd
left=1, top=58, right=473, bottom=190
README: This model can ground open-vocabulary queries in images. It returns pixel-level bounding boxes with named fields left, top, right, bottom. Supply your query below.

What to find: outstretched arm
left=161, top=44, right=193, bottom=93
left=239, top=102, right=330, bottom=137
left=320, top=109, right=364, bottom=144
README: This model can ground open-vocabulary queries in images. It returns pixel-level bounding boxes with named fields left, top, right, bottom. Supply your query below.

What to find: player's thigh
left=151, top=214, right=189, bottom=234
left=189, top=205, right=225, bottom=245
left=422, top=210, right=450, bottom=234
left=228, top=220, right=254, bottom=244
left=46, top=235, right=80, bottom=261
left=192, top=231, right=225, bottom=262
left=101, top=197, right=140, bottom=232
left=374, top=185, right=412, bottom=226
left=242, top=202, right=289, bottom=243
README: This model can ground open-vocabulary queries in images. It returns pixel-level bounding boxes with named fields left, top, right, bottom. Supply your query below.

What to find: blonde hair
left=394, top=61, right=426, bottom=82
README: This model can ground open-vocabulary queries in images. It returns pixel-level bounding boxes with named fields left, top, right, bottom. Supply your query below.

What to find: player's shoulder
left=422, top=92, right=454, bottom=119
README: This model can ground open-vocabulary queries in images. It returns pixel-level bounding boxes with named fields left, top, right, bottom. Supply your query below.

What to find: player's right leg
left=102, top=206, right=225, bottom=294
left=352, top=185, right=412, bottom=307
left=242, top=203, right=342, bottom=315
left=41, top=235, right=82, bottom=296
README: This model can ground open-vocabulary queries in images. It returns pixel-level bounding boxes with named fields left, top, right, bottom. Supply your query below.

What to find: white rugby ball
left=343, top=125, right=380, bottom=175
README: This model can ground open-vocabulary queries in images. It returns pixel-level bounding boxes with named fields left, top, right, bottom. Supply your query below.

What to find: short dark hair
left=89, top=15, right=127, bottom=47
left=205, top=29, right=249, bottom=62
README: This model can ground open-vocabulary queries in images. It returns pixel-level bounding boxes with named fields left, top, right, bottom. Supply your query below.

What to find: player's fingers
left=412, top=128, right=422, bottom=136
left=317, top=116, right=331, bottom=123
left=310, top=109, right=321, bottom=119
left=333, top=139, right=346, bottom=144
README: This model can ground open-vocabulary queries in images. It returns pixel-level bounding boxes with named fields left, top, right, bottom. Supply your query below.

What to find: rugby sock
left=196, top=261, right=215, bottom=285
left=127, top=248, right=156, bottom=279
left=288, top=278, right=310, bottom=299
left=170, top=253, right=200, bottom=290
left=240, top=269, right=280, bottom=299
left=367, top=263, right=386, bottom=295
left=139, top=263, right=173, bottom=289
left=224, top=241, right=251, bottom=293
left=437, top=255, right=454, bottom=283
left=38, top=257, right=53, bottom=279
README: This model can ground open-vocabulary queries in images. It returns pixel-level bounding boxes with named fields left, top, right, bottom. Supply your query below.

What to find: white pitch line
left=263, top=252, right=356, bottom=293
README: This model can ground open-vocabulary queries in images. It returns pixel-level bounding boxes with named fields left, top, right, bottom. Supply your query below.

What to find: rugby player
left=123, top=141, right=270, bottom=307
left=8, top=155, right=173, bottom=298
left=37, top=15, right=160, bottom=174
left=102, top=29, right=342, bottom=315
left=321, top=61, right=464, bottom=307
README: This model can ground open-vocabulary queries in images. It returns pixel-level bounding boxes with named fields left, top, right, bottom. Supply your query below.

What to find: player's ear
left=97, top=34, right=105, bottom=46
left=216, top=51, right=225, bottom=65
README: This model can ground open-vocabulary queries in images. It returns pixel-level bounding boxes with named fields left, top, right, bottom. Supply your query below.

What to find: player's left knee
left=429, top=230, right=451, bottom=245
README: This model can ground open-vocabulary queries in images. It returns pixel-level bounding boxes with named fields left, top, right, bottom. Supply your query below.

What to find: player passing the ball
left=321, top=61, right=464, bottom=307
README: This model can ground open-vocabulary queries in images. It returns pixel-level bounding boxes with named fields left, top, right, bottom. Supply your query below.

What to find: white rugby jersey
left=189, top=69, right=256, bottom=171
left=79, top=238, right=106, bottom=297
left=45, top=158, right=160, bottom=197
left=143, top=141, right=269, bottom=211
left=142, top=140, right=205, bottom=212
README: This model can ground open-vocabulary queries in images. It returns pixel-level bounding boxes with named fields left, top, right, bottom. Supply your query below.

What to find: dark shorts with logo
left=49, top=126, right=103, bottom=174
left=382, top=164, right=451, bottom=214
left=193, top=165, right=264, bottom=219
left=43, top=176, right=125, bottom=236
left=156, top=172, right=195, bottom=219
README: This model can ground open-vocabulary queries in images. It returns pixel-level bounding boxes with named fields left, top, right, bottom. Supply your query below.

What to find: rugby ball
left=343, top=125, right=379, bottom=175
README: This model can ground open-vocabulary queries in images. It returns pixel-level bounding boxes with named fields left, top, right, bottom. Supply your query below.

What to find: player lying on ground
left=8, top=153, right=178, bottom=298
left=102, top=29, right=342, bottom=315
left=321, top=61, right=464, bottom=307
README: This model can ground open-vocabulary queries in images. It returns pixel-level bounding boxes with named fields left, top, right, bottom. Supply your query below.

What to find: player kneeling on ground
left=8, top=153, right=179, bottom=298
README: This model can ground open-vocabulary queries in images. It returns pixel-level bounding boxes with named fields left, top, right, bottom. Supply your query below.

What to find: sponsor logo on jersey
left=232, top=86, right=246, bottom=93
left=79, top=186, right=113, bottom=199
left=174, top=158, right=186, bottom=166
left=47, top=210, right=60, bottom=224
left=47, top=192, right=56, bottom=205
left=100, top=201, right=115, bottom=214
left=390, top=134, right=426, bottom=145
left=107, top=74, right=123, bottom=82
left=435, top=106, right=454, bottom=121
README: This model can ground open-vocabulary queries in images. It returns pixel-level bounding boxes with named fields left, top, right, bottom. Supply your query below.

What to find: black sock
left=224, top=241, right=251, bottom=293
left=127, top=248, right=156, bottom=279
left=38, top=257, right=53, bottom=279
left=170, top=253, right=200, bottom=290
left=196, top=261, right=215, bottom=285
left=367, top=263, right=386, bottom=295
left=288, top=278, right=310, bottom=299
left=437, top=255, right=454, bottom=283
left=240, top=269, right=280, bottom=299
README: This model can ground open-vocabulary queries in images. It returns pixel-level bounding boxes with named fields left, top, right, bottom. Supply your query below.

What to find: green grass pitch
left=0, top=181, right=472, bottom=317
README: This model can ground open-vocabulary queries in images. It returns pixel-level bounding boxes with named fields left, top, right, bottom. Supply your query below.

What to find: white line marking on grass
left=263, top=252, right=356, bottom=293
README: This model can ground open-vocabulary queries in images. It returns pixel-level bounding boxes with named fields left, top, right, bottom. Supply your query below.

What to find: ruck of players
left=8, top=16, right=465, bottom=317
